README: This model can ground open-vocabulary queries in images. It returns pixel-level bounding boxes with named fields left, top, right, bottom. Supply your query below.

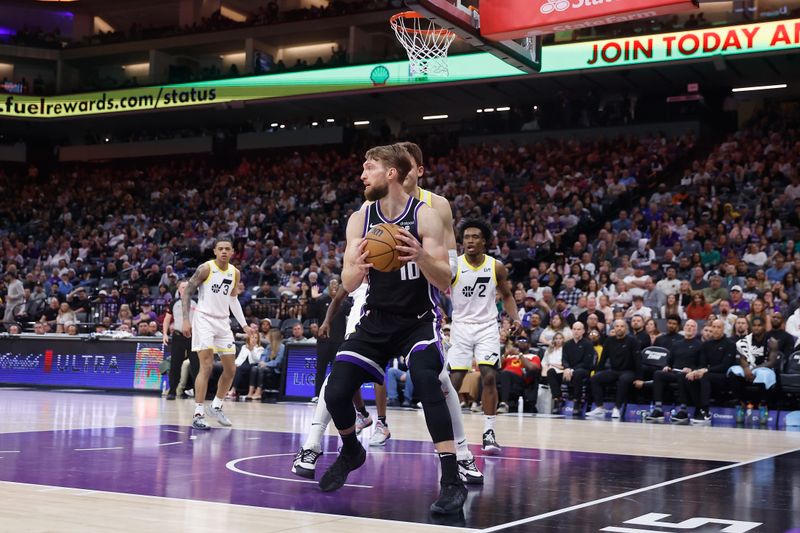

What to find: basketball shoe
left=292, top=447, right=323, bottom=479
left=368, top=420, right=391, bottom=446
left=319, top=445, right=367, bottom=492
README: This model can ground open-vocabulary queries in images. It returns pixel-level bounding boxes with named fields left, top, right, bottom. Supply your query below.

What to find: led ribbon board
left=0, top=18, right=797, bottom=119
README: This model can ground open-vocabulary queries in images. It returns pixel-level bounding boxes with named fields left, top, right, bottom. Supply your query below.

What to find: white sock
left=194, top=403, right=205, bottom=416
left=212, top=396, right=224, bottom=410
left=303, top=376, right=332, bottom=452
left=439, top=366, right=471, bottom=461
left=484, top=415, right=496, bottom=433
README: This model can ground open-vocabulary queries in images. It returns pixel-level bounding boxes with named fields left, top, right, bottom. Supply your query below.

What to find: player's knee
left=410, top=366, right=444, bottom=403
left=481, top=369, right=497, bottom=388
left=324, top=378, right=351, bottom=407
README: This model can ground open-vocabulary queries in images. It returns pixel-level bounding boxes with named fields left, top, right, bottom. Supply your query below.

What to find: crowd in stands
left=1, top=102, right=799, bottom=416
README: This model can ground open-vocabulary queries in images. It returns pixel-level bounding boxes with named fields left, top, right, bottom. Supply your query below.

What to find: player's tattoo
left=182, top=266, right=207, bottom=323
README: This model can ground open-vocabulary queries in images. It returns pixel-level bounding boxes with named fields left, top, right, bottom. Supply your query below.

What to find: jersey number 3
left=400, top=262, right=420, bottom=281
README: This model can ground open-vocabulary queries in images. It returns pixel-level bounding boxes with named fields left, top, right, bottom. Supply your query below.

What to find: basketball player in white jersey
left=292, top=142, right=484, bottom=485
left=182, top=236, right=254, bottom=430
left=448, top=218, right=520, bottom=454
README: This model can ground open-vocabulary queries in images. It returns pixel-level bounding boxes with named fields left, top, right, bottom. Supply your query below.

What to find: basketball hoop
left=390, top=11, right=456, bottom=77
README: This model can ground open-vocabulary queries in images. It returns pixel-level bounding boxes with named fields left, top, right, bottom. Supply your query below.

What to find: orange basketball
left=364, top=223, right=403, bottom=272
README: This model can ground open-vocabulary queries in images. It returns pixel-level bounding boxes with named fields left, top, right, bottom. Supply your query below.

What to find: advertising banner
left=0, top=337, right=167, bottom=391
left=481, top=0, right=697, bottom=40
left=283, top=344, right=375, bottom=401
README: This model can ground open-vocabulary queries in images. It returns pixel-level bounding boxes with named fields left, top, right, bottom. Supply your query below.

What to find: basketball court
left=2, top=389, right=799, bottom=532
left=3, top=1, right=800, bottom=532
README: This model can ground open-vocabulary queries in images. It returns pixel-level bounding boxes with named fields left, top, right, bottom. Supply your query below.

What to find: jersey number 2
left=400, top=262, right=420, bottom=281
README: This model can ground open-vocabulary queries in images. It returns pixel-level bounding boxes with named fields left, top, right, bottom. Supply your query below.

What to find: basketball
left=364, top=223, right=403, bottom=272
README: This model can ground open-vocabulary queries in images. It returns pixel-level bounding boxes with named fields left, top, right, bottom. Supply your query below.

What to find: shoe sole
left=191, top=422, right=210, bottom=431
left=671, top=419, right=690, bottom=425
left=368, top=435, right=390, bottom=447
left=644, top=417, right=664, bottom=423
left=291, top=465, right=316, bottom=479
left=460, top=474, right=484, bottom=485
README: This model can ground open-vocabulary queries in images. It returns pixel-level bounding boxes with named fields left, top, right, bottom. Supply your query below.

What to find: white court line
left=163, top=430, right=184, bottom=434
left=37, top=486, right=68, bottom=493
left=226, top=453, right=373, bottom=489
left=73, top=490, right=97, bottom=496
left=477, top=446, right=800, bottom=533
left=247, top=437, right=260, bottom=440
left=0, top=450, right=21, bottom=453
left=158, top=441, right=183, bottom=447
left=74, top=447, right=123, bottom=452
left=0, top=479, right=468, bottom=532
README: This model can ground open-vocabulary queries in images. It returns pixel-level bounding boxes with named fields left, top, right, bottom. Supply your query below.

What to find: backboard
left=403, top=0, right=543, bottom=73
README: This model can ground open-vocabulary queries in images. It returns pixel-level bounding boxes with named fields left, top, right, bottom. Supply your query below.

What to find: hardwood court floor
left=1, top=389, right=799, bottom=532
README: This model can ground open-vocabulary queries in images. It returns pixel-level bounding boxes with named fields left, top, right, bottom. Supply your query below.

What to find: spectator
left=729, top=286, right=750, bottom=314
left=682, top=319, right=737, bottom=424
left=248, top=329, right=286, bottom=400
left=562, top=321, right=596, bottom=416
left=586, top=319, right=643, bottom=419
left=288, top=322, right=314, bottom=344
left=235, top=330, right=265, bottom=400
left=729, top=317, right=777, bottom=425
left=540, top=313, right=571, bottom=346
left=624, top=295, right=652, bottom=320
left=386, top=356, right=414, bottom=407
left=643, top=318, right=661, bottom=346
left=645, top=320, right=702, bottom=424
left=55, top=302, right=77, bottom=333
left=496, top=336, right=541, bottom=413
left=540, top=332, right=566, bottom=413
left=3, top=272, right=24, bottom=326
left=685, top=293, right=712, bottom=321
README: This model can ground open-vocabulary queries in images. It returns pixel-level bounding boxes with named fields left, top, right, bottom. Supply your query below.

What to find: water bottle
left=745, top=403, right=753, bottom=426
left=161, top=376, right=169, bottom=397
left=517, top=396, right=524, bottom=414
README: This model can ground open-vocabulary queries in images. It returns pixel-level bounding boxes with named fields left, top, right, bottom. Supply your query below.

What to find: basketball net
left=390, top=11, right=456, bottom=77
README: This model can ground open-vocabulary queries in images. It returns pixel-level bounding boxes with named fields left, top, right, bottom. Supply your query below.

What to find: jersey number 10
left=400, top=262, right=420, bottom=281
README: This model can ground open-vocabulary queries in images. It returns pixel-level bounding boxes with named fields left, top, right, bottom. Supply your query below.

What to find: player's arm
left=229, top=268, right=253, bottom=334
left=318, top=287, right=349, bottom=339
left=496, top=260, right=521, bottom=329
left=431, top=194, right=458, bottom=276
left=162, top=309, right=172, bottom=344
left=397, top=205, right=450, bottom=292
left=341, top=209, right=370, bottom=293
left=181, top=263, right=209, bottom=336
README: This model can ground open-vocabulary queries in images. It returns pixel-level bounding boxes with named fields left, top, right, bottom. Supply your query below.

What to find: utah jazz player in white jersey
left=182, top=236, right=253, bottom=430
left=292, top=142, right=484, bottom=486
left=448, top=218, right=521, bottom=454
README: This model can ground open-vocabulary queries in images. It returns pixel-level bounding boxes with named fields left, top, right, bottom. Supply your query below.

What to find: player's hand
left=353, top=239, right=373, bottom=273
left=395, top=228, right=423, bottom=262
left=244, top=325, right=256, bottom=337
left=318, top=321, right=331, bottom=339
left=182, top=322, right=191, bottom=338
left=510, top=320, right=522, bottom=335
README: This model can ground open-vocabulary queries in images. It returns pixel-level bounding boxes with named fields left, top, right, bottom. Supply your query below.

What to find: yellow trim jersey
left=196, top=260, right=235, bottom=319
left=450, top=254, right=498, bottom=324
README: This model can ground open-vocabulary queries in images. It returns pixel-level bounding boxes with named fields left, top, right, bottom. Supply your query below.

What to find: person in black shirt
left=562, top=321, right=596, bottom=416
left=655, top=315, right=683, bottom=352
left=729, top=316, right=778, bottom=425
left=310, top=279, right=350, bottom=399
left=766, top=314, right=795, bottom=359
left=645, top=319, right=702, bottom=424
left=586, top=319, right=643, bottom=419
left=629, top=315, right=650, bottom=349
left=682, top=319, right=737, bottom=424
